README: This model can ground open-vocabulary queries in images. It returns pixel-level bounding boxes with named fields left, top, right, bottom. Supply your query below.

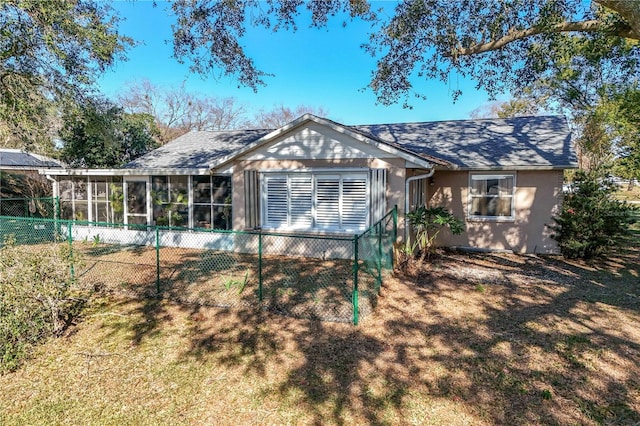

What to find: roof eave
left=39, top=168, right=219, bottom=176
left=447, top=164, right=578, bottom=171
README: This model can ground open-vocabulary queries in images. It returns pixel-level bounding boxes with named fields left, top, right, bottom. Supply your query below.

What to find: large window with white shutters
left=262, top=172, right=369, bottom=232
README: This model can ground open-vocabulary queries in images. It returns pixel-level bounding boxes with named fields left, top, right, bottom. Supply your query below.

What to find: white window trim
left=467, top=172, right=516, bottom=221
left=261, top=170, right=370, bottom=233
left=190, top=174, right=233, bottom=230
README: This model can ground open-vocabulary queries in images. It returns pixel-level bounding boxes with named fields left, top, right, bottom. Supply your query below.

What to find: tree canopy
left=170, top=0, right=640, bottom=106
left=59, top=97, right=159, bottom=168
left=117, top=80, right=248, bottom=143
left=0, top=0, right=132, bottom=151
left=250, top=104, right=329, bottom=129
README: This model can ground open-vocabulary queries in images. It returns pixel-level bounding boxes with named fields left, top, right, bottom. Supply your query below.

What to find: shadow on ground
left=95, top=246, right=640, bottom=424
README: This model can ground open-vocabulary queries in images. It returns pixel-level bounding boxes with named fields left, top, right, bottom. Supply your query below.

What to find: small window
left=469, top=173, right=515, bottom=220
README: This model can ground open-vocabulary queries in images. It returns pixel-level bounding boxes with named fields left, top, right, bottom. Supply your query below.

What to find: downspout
left=45, top=174, right=58, bottom=217
left=404, top=169, right=435, bottom=244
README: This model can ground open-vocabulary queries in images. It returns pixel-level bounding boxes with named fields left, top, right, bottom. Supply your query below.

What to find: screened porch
left=57, top=174, right=232, bottom=230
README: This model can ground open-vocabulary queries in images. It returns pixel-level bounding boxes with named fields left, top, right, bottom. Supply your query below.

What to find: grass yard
left=614, top=185, right=640, bottom=203
left=0, top=244, right=638, bottom=424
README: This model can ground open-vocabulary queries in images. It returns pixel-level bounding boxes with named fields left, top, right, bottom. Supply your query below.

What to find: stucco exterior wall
left=229, top=121, right=412, bottom=232
left=231, top=158, right=406, bottom=231
left=428, top=169, right=564, bottom=254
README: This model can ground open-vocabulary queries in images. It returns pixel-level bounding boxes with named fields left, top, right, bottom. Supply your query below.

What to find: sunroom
left=48, top=170, right=233, bottom=230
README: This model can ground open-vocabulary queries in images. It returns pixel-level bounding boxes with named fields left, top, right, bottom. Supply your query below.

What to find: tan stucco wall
left=231, top=158, right=406, bottom=231
left=427, top=170, right=564, bottom=254
left=225, top=120, right=565, bottom=253
left=232, top=162, right=564, bottom=253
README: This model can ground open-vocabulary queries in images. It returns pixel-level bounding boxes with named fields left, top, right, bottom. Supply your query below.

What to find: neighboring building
left=0, top=148, right=64, bottom=173
left=40, top=114, right=576, bottom=254
left=0, top=148, right=64, bottom=216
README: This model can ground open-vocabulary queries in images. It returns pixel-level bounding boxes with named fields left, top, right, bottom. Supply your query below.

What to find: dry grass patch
left=0, top=247, right=639, bottom=425
left=71, top=242, right=367, bottom=322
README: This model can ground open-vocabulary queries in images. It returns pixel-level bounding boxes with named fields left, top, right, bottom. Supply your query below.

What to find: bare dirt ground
left=0, top=247, right=638, bottom=425
left=378, top=249, right=640, bottom=424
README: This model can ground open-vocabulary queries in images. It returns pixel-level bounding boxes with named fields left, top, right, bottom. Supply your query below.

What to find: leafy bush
left=406, top=206, right=465, bottom=260
left=551, top=171, right=637, bottom=259
left=0, top=242, right=85, bottom=373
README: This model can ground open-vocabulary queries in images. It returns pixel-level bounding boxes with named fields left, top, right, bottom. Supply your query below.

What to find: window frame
left=191, top=174, right=233, bottom=230
left=59, top=176, right=124, bottom=223
left=152, top=175, right=189, bottom=227
left=261, top=170, right=370, bottom=233
left=467, top=172, right=516, bottom=221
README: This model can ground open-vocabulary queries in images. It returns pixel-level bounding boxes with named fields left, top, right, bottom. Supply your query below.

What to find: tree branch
left=453, top=19, right=637, bottom=57
left=597, top=0, right=640, bottom=40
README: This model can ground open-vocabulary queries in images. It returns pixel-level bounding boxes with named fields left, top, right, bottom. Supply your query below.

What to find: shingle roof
left=0, top=149, right=64, bottom=169
left=124, top=129, right=270, bottom=169
left=352, top=115, right=575, bottom=169
left=124, top=115, right=575, bottom=171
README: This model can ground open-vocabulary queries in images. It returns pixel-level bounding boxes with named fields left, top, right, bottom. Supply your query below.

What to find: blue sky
left=98, top=1, right=499, bottom=125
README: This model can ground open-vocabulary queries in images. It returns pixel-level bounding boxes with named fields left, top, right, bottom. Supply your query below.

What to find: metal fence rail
left=0, top=204, right=397, bottom=324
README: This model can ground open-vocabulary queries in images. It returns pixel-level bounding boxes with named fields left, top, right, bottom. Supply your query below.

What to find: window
left=125, top=180, right=148, bottom=225
left=92, top=178, right=124, bottom=223
left=262, top=172, right=369, bottom=232
left=59, top=177, right=123, bottom=223
left=469, top=173, right=515, bottom=219
left=192, top=175, right=232, bottom=229
left=152, top=176, right=188, bottom=227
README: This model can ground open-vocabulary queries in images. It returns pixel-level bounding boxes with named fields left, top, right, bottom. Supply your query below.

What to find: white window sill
left=467, top=216, right=515, bottom=223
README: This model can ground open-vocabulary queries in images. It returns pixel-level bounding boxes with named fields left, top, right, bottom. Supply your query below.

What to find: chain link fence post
left=377, top=220, right=383, bottom=292
left=352, top=233, right=359, bottom=325
left=55, top=197, right=61, bottom=238
left=258, top=230, right=263, bottom=302
left=393, top=204, right=398, bottom=242
left=67, top=220, right=74, bottom=281
left=155, top=226, right=161, bottom=296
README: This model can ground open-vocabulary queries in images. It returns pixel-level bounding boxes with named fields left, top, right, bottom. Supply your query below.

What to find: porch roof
left=124, top=129, right=270, bottom=169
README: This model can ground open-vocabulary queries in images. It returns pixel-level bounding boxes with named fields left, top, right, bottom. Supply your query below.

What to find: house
left=1, top=149, right=64, bottom=215
left=0, top=148, right=63, bottom=173
left=40, top=114, right=575, bottom=254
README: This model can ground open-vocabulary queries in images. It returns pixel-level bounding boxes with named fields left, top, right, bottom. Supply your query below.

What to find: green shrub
left=551, top=171, right=637, bottom=259
left=406, top=206, right=465, bottom=260
left=0, top=242, right=85, bottom=374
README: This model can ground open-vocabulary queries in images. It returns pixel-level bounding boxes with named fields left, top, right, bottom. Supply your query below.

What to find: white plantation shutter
left=315, top=175, right=340, bottom=229
left=265, top=175, right=287, bottom=227
left=262, top=171, right=370, bottom=232
left=341, top=175, right=368, bottom=231
left=289, top=176, right=313, bottom=228
left=244, top=170, right=260, bottom=228
left=369, top=168, right=387, bottom=224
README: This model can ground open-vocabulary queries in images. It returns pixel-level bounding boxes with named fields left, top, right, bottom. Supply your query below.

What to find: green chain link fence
left=0, top=197, right=57, bottom=219
left=0, top=201, right=397, bottom=324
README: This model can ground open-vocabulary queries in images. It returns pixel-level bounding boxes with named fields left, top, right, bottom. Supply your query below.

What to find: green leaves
left=169, top=0, right=640, bottom=110
left=0, top=243, right=83, bottom=374
left=551, top=170, right=638, bottom=259
left=0, top=0, right=132, bottom=150
left=406, top=205, right=465, bottom=260
left=59, top=97, right=159, bottom=168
